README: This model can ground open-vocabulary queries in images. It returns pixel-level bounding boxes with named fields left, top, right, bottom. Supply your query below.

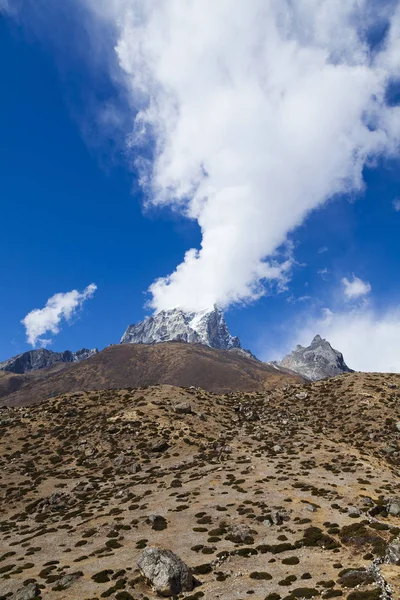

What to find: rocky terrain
left=1, top=371, right=399, bottom=600
left=278, top=336, right=353, bottom=381
left=0, top=349, right=98, bottom=375
left=0, top=343, right=302, bottom=408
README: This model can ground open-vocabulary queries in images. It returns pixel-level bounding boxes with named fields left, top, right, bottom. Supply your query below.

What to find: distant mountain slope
left=278, top=334, right=353, bottom=380
left=0, top=347, right=98, bottom=374
left=0, top=342, right=304, bottom=407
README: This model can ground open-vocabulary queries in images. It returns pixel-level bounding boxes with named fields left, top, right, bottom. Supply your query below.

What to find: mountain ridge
left=0, top=347, right=98, bottom=375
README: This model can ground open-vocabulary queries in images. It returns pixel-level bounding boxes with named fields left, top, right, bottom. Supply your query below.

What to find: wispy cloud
left=393, top=198, right=400, bottom=211
left=318, top=246, right=328, bottom=254
left=342, top=275, right=371, bottom=299
left=21, top=284, right=97, bottom=347
left=317, top=268, right=330, bottom=281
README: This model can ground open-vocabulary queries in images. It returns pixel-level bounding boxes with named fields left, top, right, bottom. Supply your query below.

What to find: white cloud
left=21, top=284, right=97, bottom=347
left=291, top=305, right=400, bottom=373
left=84, top=2, right=400, bottom=310
left=318, top=247, right=328, bottom=254
left=342, top=275, right=371, bottom=299
left=393, top=198, right=400, bottom=211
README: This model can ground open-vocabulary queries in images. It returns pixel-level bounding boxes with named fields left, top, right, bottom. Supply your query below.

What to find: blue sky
left=1, top=1, right=400, bottom=371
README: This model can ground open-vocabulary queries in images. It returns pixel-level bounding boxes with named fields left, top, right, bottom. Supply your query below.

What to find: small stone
left=396, top=422, right=400, bottom=432
left=138, top=547, right=193, bottom=596
left=273, top=445, right=282, bottom=452
left=295, top=392, right=308, bottom=400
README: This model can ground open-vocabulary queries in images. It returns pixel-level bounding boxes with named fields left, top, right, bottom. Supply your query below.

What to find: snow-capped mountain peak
left=120, top=306, right=241, bottom=350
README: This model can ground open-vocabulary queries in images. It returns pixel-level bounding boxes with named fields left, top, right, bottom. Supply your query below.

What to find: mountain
left=0, top=342, right=304, bottom=408
left=1, top=372, right=399, bottom=599
left=278, top=334, right=353, bottom=380
left=0, top=347, right=98, bottom=375
left=120, top=306, right=242, bottom=350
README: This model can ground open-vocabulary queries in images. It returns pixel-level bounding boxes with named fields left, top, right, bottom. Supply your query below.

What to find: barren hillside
left=1, top=372, right=399, bottom=599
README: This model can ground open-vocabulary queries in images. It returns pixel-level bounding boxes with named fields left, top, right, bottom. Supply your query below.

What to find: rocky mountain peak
left=278, top=335, right=353, bottom=381
left=120, top=305, right=242, bottom=351
left=0, top=347, right=98, bottom=375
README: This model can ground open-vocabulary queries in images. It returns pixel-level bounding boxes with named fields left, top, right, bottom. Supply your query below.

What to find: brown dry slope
left=0, top=342, right=304, bottom=408
left=0, top=372, right=399, bottom=600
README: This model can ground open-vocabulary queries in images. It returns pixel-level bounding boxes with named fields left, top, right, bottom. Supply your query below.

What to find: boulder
left=173, top=402, right=192, bottom=414
left=138, top=547, right=193, bottom=596
left=386, top=537, right=400, bottom=565
left=151, top=439, right=169, bottom=453
left=12, top=583, right=41, bottom=600
left=388, top=498, right=400, bottom=517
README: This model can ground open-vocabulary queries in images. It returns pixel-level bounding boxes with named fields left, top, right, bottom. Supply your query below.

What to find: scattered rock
left=137, top=547, right=194, bottom=596
left=36, top=492, right=71, bottom=513
left=226, top=524, right=255, bottom=544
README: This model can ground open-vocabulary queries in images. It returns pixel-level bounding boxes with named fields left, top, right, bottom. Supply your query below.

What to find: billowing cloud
left=82, top=0, right=400, bottom=312
left=342, top=275, right=371, bottom=299
left=21, top=284, right=97, bottom=347
left=289, top=306, right=400, bottom=373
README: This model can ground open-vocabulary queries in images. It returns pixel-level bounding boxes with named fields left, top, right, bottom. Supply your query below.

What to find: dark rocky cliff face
left=0, top=348, right=98, bottom=375
left=278, top=334, right=353, bottom=381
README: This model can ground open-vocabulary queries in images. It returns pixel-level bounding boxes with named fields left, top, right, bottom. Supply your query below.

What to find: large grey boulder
left=137, top=547, right=194, bottom=596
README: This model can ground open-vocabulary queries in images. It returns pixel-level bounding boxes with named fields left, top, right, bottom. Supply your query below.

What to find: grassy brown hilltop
left=1, top=372, right=399, bottom=599
left=0, top=343, right=304, bottom=408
